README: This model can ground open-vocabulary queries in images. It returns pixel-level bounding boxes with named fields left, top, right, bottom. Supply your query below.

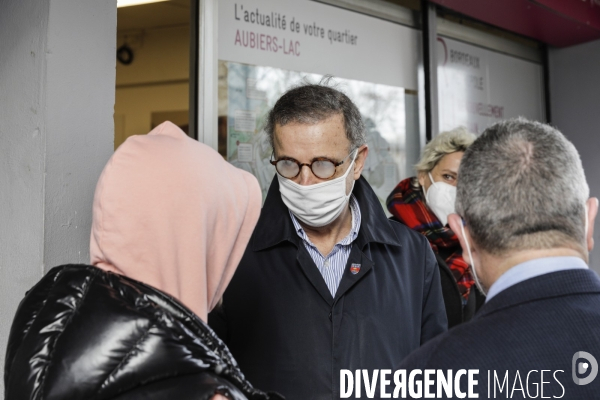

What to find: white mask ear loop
left=459, top=221, right=473, bottom=266
left=343, top=150, right=358, bottom=197
left=425, top=172, right=435, bottom=196
left=348, top=149, right=358, bottom=174
left=585, top=203, right=589, bottom=240
left=460, top=220, right=487, bottom=295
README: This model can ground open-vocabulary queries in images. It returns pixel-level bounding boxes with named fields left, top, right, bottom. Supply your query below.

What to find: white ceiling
left=117, top=0, right=190, bottom=32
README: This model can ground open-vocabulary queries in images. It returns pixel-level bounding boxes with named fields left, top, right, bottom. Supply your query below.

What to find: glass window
left=216, top=0, right=422, bottom=208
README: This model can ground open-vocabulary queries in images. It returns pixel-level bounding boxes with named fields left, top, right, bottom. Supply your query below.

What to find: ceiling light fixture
left=117, top=0, right=169, bottom=8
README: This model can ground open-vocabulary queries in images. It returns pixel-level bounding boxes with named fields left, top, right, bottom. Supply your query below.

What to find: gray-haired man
left=209, top=82, right=447, bottom=399
left=399, top=118, right=600, bottom=398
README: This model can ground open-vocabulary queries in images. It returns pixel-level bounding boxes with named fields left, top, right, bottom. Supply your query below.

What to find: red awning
left=429, top=0, right=600, bottom=47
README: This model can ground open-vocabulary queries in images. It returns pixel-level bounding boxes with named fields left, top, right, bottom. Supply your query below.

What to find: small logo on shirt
left=350, top=264, right=361, bottom=275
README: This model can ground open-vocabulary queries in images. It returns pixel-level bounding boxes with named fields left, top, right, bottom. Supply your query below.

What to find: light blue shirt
left=290, top=195, right=361, bottom=297
left=485, top=256, right=589, bottom=302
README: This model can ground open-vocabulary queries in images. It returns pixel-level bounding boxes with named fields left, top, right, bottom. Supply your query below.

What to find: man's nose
left=298, top=165, right=318, bottom=186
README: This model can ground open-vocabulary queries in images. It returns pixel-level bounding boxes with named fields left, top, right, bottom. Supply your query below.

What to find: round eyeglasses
left=270, top=149, right=357, bottom=180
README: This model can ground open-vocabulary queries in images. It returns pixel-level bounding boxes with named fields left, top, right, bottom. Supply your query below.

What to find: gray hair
left=456, top=118, right=589, bottom=255
left=264, top=78, right=366, bottom=152
left=415, top=126, right=476, bottom=174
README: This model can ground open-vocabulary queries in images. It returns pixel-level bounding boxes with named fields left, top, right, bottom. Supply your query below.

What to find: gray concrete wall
left=0, top=0, right=116, bottom=395
left=549, top=39, right=600, bottom=274
left=0, top=5, right=49, bottom=391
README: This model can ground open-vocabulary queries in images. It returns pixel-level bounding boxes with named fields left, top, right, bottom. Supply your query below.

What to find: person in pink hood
left=4, top=122, right=282, bottom=400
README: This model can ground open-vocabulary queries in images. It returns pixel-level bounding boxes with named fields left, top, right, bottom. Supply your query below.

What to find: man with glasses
left=209, top=82, right=447, bottom=399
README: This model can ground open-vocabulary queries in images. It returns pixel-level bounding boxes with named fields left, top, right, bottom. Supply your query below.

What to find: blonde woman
left=386, top=127, right=484, bottom=327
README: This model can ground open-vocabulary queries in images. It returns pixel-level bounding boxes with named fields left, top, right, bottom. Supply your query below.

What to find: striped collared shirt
left=289, top=195, right=361, bottom=297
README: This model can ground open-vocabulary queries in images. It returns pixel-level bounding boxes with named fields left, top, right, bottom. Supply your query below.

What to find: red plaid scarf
left=386, top=178, right=474, bottom=300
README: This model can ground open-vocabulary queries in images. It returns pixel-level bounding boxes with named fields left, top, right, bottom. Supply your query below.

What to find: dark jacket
left=434, top=251, right=485, bottom=328
left=209, top=177, right=447, bottom=400
left=399, top=268, right=600, bottom=398
left=4, top=265, right=282, bottom=400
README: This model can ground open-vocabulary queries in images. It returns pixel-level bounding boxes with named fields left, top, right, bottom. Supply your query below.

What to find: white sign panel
left=219, top=0, right=419, bottom=89
left=236, top=143, right=254, bottom=162
left=437, top=36, right=545, bottom=134
left=233, top=109, right=256, bottom=132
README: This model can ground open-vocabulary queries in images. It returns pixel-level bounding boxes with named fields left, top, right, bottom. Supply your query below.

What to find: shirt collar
left=290, top=195, right=361, bottom=246
left=485, top=256, right=588, bottom=302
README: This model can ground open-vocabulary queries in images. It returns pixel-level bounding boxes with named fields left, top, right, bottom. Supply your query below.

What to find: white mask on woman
left=278, top=152, right=357, bottom=228
left=424, top=172, right=456, bottom=226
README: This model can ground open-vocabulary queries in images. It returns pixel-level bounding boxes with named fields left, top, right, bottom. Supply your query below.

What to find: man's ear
left=448, top=213, right=472, bottom=265
left=586, top=197, right=599, bottom=252
left=353, top=144, right=369, bottom=180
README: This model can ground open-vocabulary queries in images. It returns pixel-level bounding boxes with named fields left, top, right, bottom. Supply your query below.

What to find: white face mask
left=424, top=172, right=456, bottom=226
left=278, top=152, right=357, bottom=228
left=460, top=221, right=487, bottom=295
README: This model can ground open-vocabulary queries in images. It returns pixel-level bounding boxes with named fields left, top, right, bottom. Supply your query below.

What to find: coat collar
left=475, top=268, right=600, bottom=319
left=251, top=176, right=402, bottom=251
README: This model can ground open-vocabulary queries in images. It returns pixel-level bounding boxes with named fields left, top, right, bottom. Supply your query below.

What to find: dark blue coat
left=209, top=177, right=447, bottom=400
left=399, top=268, right=600, bottom=399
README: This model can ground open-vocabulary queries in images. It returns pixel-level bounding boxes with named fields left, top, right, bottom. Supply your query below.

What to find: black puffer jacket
left=4, top=265, right=282, bottom=400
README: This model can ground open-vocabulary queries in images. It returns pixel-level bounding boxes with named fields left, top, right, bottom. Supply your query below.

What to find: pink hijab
left=90, top=121, right=261, bottom=321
